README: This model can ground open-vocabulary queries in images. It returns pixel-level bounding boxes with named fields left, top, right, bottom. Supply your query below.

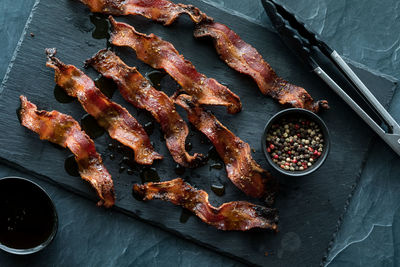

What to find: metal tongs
left=261, top=0, right=400, bottom=156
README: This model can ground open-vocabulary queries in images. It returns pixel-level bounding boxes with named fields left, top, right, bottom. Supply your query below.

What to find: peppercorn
left=266, top=116, right=324, bottom=171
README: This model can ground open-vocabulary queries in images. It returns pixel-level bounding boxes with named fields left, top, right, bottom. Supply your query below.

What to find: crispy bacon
left=175, top=94, right=278, bottom=202
left=109, top=17, right=242, bottom=114
left=78, top=0, right=328, bottom=112
left=133, top=178, right=278, bottom=231
left=45, top=48, right=162, bottom=165
left=194, top=22, right=329, bottom=113
left=86, top=49, right=205, bottom=167
left=19, top=95, right=115, bottom=207
left=79, top=0, right=212, bottom=25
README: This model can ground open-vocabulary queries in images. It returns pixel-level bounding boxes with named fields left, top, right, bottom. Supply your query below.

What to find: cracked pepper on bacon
left=77, top=0, right=328, bottom=112
left=86, top=49, right=206, bottom=168
left=176, top=94, right=278, bottom=202
left=46, top=48, right=162, bottom=165
left=133, top=178, right=278, bottom=231
left=108, top=17, right=242, bottom=114
left=79, top=0, right=212, bottom=25
left=194, top=22, right=329, bottom=112
left=19, top=95, right=115, bottom=208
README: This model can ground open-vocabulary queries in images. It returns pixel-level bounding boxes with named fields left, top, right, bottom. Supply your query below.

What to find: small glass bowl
left=0, top=177, right=58, bottom=255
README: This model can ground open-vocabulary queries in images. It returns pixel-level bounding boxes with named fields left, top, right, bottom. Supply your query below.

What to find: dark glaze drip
left=54, top=85, right=74, bottom=103
left=185, top=142, right=192, bottom=152
left=107, top=143, right=115, bottom=150
left=211, top=184, right=225, bottom=197
left=108, top=142, right=154, bottom=177
left=143, top=121, right=154, bottom=136
left=140, top=168, right=160, bottom=183
left=81, top=114, right=105, bottom=139
left=89, top=14, right=110, bottom=39
left=119, top=166, right=126, bottom=173
left=179, top=209, right=192, bottom=223
left=207, top=146, right=220, bottom=161
left=120, top=156, right=130, bottom=164
left=200, top=134, right=211, bottom=145
left=111, top=142, right=136, bottom=167
left=174, top=164, right=185, bottom=176
left=0, top=179, right=56, bottom=249
left=210, top=162, right=223, bottom=170
left=145, top=70, right=166, bottom=90
left=64, top=155, right=80, bottom=177
left=94, top=75, right=117, bottom=99
left=189, top=124, right=197, bottom=133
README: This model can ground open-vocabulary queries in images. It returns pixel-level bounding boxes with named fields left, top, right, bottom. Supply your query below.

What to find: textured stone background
left=1, top=0, right=400, bottom=266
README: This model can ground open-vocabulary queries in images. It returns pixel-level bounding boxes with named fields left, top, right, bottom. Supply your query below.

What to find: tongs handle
left=330, top=51, right=400, bottom=135
left=314, top=66, right=400, bottom=156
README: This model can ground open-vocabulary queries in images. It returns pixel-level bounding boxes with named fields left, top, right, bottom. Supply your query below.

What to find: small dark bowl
left=0, top=177, right=58, bottom=255
left=261, top=108, right=330, bottom=177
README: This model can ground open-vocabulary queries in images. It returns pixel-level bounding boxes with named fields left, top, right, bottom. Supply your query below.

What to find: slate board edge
left=321, top=81, right=399, bottom=266
left=0, top=156, right=260, bottom=267
left=0, top=0, right=40, bottom=94
left=0, top=0, right=398, bottom=266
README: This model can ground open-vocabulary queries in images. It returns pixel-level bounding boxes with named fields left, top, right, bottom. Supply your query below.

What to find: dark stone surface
left=0, top=0, right=35, bottom=82
left=0, top=168, right=242, bottom=267
left=1, top=0, right=399, bottom=266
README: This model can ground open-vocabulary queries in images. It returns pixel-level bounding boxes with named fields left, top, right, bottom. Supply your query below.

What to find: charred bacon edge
left=133, top=178, right=278, bottom=231
left=45, top=48, right=162, bottom=165
left=19, top=95, right=115, bottom=208
left=86, top=49, right=206, bottom=168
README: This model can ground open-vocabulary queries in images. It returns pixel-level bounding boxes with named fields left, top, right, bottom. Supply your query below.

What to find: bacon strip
left=45, top=48, right=162, bottom=165
left=194, top=22, right=329, bottom=112
left=86, top=49, right=205, bottom=167
left=19, top=95, right=115, bottom=207
left=79, top=0, right=212, bottom=25
left=78, top=0, right=328, bottom=112
left=175, top=94, right=278, bottom=202
left=133, top=178, right=278, bottom=231
left=109, top=17, right=242, bottom=114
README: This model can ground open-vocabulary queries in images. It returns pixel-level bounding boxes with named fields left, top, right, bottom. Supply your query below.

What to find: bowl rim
left=261, top=108, right=330, bottom=177
left=0, top=176, right=58, bottom=255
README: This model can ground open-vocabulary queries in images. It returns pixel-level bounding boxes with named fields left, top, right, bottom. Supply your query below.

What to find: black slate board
left=0, top=0, right=397, bottom=266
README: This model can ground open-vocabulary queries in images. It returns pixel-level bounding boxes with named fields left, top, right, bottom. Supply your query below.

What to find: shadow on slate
left=0, top=0, right=397, bottom=266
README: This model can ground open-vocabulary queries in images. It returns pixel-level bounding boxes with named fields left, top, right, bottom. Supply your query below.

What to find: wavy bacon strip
left=133, top=178, right=278, bottom=231
left=79, top=0, right=212, bottom=25
left=109, top=17, right=242, bottom=114
left=86, top=49, right=205, bottom=167
left=194, top=22, right=329, bottom=112
left=175, top=94, right=278, bottom=202
left=45, top=48, right=162, bottom=165
left=78, top=0, right=328, bottom=112
left=19, top=95, right=115, bottom=207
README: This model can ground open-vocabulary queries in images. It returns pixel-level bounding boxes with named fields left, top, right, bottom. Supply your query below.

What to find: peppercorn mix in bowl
left=261, top=108, right=330, bottom=177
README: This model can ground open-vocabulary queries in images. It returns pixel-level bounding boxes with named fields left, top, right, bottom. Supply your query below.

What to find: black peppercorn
left=266, top=116, right=324, bottom=171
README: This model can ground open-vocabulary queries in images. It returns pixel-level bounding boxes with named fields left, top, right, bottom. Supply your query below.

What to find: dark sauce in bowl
left=0, top=177, right=58, bottom=254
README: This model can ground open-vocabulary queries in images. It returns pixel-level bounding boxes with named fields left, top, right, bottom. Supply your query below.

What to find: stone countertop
left=1, top=0, right=399, bottom=266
